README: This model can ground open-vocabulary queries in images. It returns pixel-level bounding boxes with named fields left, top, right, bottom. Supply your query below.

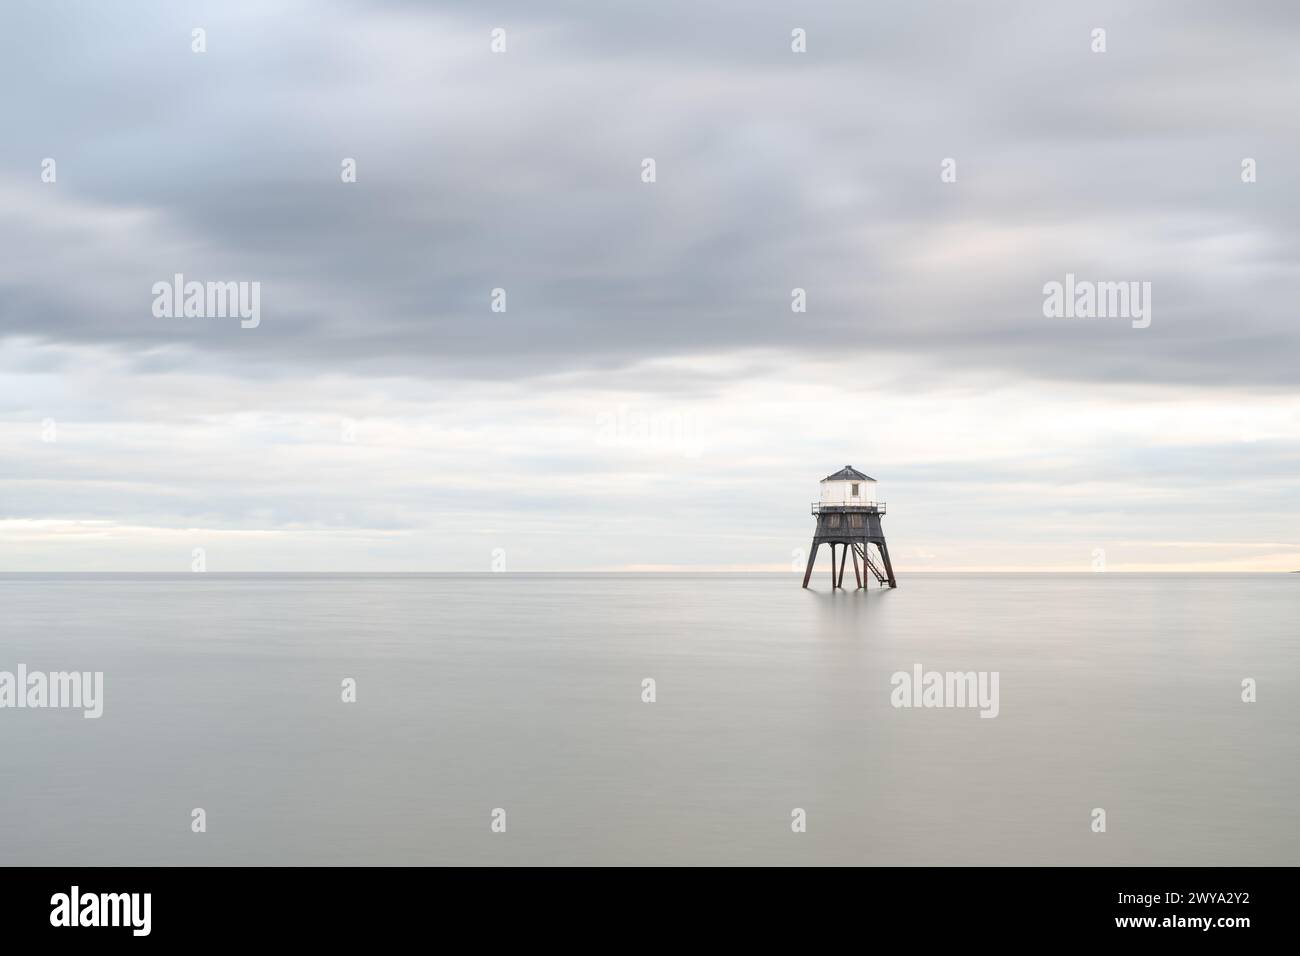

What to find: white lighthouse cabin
left=818, top=465, right=877, bottom=507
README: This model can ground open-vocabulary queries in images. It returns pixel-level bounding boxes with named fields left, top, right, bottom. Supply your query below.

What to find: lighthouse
left=801, top=466, right=897, bottom=589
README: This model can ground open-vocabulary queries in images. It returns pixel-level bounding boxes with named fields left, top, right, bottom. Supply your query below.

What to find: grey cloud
left=3, top=1, right=1299, bottom=388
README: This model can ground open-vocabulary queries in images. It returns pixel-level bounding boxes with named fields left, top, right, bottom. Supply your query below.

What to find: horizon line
left=1, top=570, right=1295, bottom=576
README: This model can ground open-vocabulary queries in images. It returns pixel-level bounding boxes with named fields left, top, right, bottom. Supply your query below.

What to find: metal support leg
left=801, top=541, right=820, bottom=588
left=877, top=539, right=898, bottom=588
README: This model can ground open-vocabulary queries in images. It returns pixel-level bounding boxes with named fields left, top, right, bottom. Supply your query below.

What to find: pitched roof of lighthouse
left=822, top=465, right=876, bottom=482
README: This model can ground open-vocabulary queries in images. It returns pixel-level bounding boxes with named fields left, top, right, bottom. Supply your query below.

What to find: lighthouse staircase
left=854, top=543, right=891, bottom=587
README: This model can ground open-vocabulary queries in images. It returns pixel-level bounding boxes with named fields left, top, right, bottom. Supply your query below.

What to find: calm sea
left=1, top=573, right=1296, bottom=866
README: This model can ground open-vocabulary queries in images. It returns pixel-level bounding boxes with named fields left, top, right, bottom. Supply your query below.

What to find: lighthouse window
left=849, top=514, right=864, bottom=528
left=851, top=483, right=860, bottom=496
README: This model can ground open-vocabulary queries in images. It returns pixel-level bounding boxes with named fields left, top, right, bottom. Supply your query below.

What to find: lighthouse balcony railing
left=812, top=501, right=885, bottom=515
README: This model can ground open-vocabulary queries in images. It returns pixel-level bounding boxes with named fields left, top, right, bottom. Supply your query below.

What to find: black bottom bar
left=0, top=866, right=1284, bottom=942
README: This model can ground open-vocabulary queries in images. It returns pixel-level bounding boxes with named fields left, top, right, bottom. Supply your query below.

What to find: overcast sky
left=2, top=0, right=1298, bottom=572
